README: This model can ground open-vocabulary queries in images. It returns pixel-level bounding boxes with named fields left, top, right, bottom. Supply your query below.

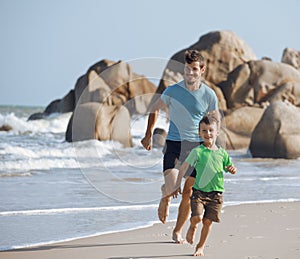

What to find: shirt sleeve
left=189, top=166, right=197, bottom=178
left=185, top=148, right=198, bottom=167
left=223, top=150, right=233, bottom=172
left=208, top=90, right=219, bottom=111
left=160, top=87, right=171, bottom=105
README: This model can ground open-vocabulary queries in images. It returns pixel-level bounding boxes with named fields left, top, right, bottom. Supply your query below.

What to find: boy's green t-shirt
left=185, top=144, right=233, bottom=192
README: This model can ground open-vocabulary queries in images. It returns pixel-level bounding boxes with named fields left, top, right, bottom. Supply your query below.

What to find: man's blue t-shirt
left=160, top=80, right=218, bottom=142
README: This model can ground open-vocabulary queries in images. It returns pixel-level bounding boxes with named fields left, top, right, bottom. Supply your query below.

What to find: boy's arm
left=175, top=162, right=190, bottom=191
left=223, top=149, right=237, bottom=174
left=225, top=165, right=237, bottom=174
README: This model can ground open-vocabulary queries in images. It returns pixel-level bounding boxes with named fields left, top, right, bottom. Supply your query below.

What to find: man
left=141, top=49, right=219, bottom=243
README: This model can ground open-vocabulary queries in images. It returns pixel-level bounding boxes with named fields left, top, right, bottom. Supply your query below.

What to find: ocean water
left=0, top=105, right=300, bottom=251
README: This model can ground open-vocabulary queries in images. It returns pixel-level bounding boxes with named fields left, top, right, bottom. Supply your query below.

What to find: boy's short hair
left=199, top=114, right=219, bottom=128
left=184, top=49, right=205, bottom=68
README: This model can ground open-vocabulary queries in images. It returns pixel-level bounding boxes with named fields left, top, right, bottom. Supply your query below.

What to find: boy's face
left=199, top=121, right=219, bottom=146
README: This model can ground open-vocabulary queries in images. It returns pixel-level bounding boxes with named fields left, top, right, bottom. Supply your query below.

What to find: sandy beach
left=1, top=201, right=299, bottom=259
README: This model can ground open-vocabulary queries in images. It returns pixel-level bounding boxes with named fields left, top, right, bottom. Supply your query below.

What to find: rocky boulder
left=152, top=128, right=167, bottom=148
left=0, top=124, right=13, bottom=132
left=74, top=59, right=156, bottom=114
left=221, top=106, right=264, bottom=149
left=281, top=47, right=300, bottom=71
left=66, top=102, right=132, bottom=147
left=249, top=101, right=300, bottom=159
left=28, top=58, right=157, bottom=145
left=28, top=90, right=75, bottom=120
left=154, top=30, right=256, bottom=97
left=29, top=59, right=157, bottom=121
left=219, top=60, right=300, bottom=108
left=64, top=60, right=157, bottom=144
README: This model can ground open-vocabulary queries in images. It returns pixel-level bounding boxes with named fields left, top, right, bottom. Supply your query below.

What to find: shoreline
left=1, top=201, right=300, bottom=258
left=1, top=199, right=298, bottom=252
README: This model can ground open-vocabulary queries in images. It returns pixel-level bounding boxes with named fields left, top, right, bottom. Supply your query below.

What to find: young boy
left=175, top=114, right=237, bottom=256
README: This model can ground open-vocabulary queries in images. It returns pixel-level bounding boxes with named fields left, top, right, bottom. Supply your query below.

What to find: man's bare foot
left=186, top=225, right=197, bottom=244
left=158, top=197, right=170, bottom=224
left=172, top=231, right=185, bottom=244
left=193, top=246, right=204, bottom=256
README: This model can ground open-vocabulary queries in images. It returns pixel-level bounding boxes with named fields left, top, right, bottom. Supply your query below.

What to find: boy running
left=175, top=114, right=237, bottom=256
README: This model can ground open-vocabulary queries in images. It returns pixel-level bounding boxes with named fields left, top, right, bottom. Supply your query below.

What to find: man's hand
left=141, top=99, right=164, bottom=151
left=141, top=135, right=152, bottom=151
left=225, top=165, right=237, bottom=174
left=171, top=187, right=182, bottom=198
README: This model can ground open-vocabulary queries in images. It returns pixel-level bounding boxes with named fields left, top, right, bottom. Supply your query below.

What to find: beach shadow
left=1, top=241, right=192, bottom=258
left=2, top=240, right=176, bottom=252
left=108, top=256, right=191, bottom=259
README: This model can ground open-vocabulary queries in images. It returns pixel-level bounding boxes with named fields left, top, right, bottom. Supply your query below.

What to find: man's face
left=183, top=61, right=205, bottom=85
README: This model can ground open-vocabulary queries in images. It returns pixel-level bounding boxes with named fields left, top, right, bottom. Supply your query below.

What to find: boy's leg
left=172, top=177, right=195, bottom=243
left=193, top=192, right=222, bottom=255
left=194, top=218, right=212, bottom=256
left=186, top=215, right=201, bottom=244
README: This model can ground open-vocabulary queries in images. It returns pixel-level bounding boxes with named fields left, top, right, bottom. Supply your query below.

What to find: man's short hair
left=184, top=49, right=205, bottom=68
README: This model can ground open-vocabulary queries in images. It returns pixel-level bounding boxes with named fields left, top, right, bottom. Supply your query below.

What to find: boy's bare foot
left=186, top=225, right=197, bottom=244
left=172, top=231, right=184, bottom=244
left=193, top=246, right=204, bottom=256
left=158, top=197, right=170, bottom=223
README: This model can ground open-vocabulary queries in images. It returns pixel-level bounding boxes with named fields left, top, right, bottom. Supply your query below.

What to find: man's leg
left=157, top=196, right=171, bottom=224
left=158, top=168, right=178, bottom=224
left=172, top=176, right=195, bottom=243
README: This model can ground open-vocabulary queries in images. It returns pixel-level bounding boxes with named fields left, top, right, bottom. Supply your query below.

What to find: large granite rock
left=26, top=30, right=300, bottom=157
left=281, top=47, right=300, bottom=71
left=152, top=128, right=167, bottom=148
left=154, top=30, right=256, bottom=98
left=249, top=101, right=300, bottom=159
left=219, top=60, right=300, bottom=109
left=28, top=90, right=75, bottom=120
left=29, top=59, right=156, bottom=120
left=64, top=60, right=156, bottom=144
left=74, top=59, right=156, bottom=114
left=66, top=102, right=132, bottom=147
left=29, top=59, right=156, bottom=145
left=146, top=30, right=258, bottom=149
left=221, top=106, right=264, bottom=149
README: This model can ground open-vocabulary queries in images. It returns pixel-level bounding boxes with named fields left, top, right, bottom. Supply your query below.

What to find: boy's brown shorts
left=190, top=189, right=223, bottom=223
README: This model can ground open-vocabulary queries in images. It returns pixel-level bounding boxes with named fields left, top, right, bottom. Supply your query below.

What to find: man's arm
left=141, top=98, right=166, bottom=151
left=208, top=109, right=221, bottom=130
left=208, top=109, right=220, bottom=121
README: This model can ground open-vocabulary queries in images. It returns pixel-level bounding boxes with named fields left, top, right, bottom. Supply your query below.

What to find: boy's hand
left=225, top=165, right=237, bottom=174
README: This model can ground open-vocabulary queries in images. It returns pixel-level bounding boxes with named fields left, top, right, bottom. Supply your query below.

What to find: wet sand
left=1, top=202, right=300, bottom=259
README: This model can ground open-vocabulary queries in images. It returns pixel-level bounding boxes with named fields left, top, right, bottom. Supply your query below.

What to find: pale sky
left=1, top=0, right=299, bottom=106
